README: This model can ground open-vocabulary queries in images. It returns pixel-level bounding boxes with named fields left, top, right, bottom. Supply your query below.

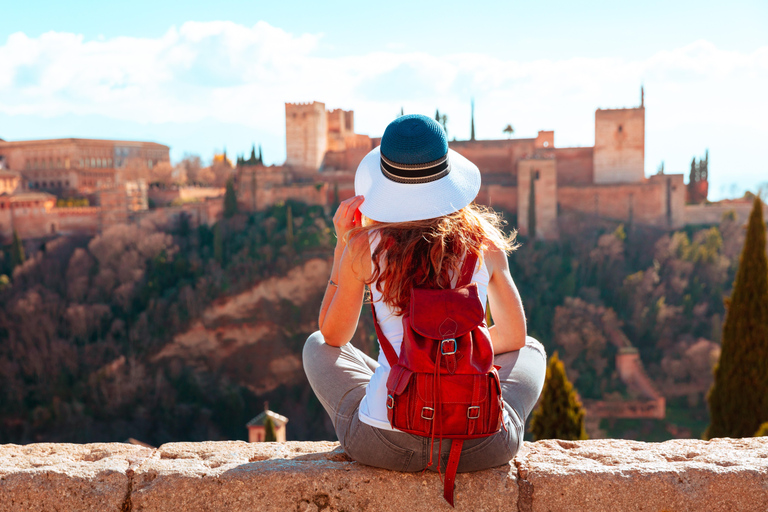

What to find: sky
left=1, top=0, right=767, bottom=200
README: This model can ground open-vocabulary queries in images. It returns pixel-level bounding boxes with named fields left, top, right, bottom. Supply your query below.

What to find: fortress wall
left=649, top=173, right=686, bottom=228
left=257, top=183, right=329, bottom=211
left=554, top=147, right=594, bottom=186
left=558, top=180, right=674, bottom=228
left=685, top=201, right=768, bottom=226
left=450, top=139, right=537, bottom=183
left=1, top=439, right=766, bottom=512
left=479, top=184, right=518, bottom=217
left=148, top=187, right=224, bottom=207
left=517, top=159, right=558, bottom=240
left=54, top=207, right=101, bottom=236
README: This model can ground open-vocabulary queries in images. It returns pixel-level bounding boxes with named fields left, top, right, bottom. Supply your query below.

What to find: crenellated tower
left=593, top=89, right=645, bottom=184
left=285, top=102, right=328, bottom=170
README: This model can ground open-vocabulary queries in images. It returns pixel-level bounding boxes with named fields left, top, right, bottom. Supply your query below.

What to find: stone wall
left=558, top=174, right=686, bottom=230
left=685, top=201, right=768, bottom=226
left=1, top=438, right=766, bottom=511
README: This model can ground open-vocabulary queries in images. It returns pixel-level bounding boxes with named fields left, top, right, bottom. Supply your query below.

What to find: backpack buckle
left=440, top=338, right=457, bottom=355
left=421, top=407, right=435, bottom=420
left=467, top=406, right=480, bottom=419
left=386, top=395, right=395, bottom=409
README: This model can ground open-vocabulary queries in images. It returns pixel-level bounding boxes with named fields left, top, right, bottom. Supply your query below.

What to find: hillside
left=0, top=202, right=754, bottom=443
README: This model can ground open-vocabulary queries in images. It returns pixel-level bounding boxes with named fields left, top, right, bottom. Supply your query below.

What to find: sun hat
left=354, top=114, right=481, bottom=223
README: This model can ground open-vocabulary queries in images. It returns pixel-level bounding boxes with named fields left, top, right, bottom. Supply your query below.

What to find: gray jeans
left=303, top=331, right=547, bottom=472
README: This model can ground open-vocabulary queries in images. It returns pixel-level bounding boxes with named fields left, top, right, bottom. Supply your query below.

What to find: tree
left=756, top=421, right=768, bottom=437
left=503, top=124, right=514, bottom=139
left=470, top=98, right=476, bottom=141
left=179, top=154, right=203, bottom=184
left=706, top=196, right=768, bottom=439
left=530, top=352, right=588, bottom=441
left=434, top=109, right=448, bottom=136
left=264, top=415, right=277, bottom=442
left=224, top=179, right=238, bottom=218
left=10, top=230, right=25, bottom=270
left=286, top=204, right=294, bottom=247
left=528, top=173, right=536, bottom=238
left=213, top=222, right=223, bottom=264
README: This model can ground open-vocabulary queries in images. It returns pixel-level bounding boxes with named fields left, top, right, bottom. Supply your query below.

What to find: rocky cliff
left=154, top=258, right=333, bottom=396
left=1, top=438, right=766, bottom=511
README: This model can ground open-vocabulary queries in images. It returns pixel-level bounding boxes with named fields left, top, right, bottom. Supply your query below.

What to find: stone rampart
left=1, top=438, right=766, bottom=511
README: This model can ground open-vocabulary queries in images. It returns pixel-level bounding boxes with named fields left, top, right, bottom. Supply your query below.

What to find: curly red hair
left=347, top=204, right=518, bottom=316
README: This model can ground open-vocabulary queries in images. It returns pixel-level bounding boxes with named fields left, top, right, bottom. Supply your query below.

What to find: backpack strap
left=371, top=302, right=399, bottom=368
left=444, top=439, right=464, bottom=507
left=371, top=248, right=479, bottom=369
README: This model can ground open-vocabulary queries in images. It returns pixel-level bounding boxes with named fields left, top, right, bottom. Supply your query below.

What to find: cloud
left=0, top=24, right=766, bottom=199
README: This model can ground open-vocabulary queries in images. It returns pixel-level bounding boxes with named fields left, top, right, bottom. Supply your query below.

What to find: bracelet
left=328, top=279, right=339, bottom=287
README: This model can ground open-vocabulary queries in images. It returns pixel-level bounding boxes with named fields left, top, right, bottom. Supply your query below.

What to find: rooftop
left=246, top=410, right=289, bottom=428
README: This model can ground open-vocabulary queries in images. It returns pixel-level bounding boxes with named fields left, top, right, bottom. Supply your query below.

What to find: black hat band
left=380, top=153, right=451, bottom=184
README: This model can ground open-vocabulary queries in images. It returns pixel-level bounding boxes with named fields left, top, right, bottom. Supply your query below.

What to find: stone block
left=0, top=442, right=153, bottom=512
left=517, top=438, right=768, bottom=512
left=130, top=441, right=517, bottom=512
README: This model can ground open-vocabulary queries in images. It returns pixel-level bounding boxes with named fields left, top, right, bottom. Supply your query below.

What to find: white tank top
left=358, top=231, right=490, bottom=431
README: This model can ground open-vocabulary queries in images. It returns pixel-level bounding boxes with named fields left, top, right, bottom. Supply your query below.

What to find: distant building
left=0, top=137, right=169, bottom=194
left=233, top=90, right=701, bottom=240
left=246, top=407, right=288, bottom=443
left=0, top=138, right=168, bottom=242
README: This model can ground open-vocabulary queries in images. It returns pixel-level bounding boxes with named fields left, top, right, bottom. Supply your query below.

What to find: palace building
left=236, top=91, right=691, bottom=240
left=0, top=137, right=170, bottom=242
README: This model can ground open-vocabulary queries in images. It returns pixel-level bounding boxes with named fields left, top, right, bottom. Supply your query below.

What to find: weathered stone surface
left=0, top=443, right=153, bottom=512
left=2, top=438, right=768, bottom=511
left=131, top=441, right=516, bottom=511
left=519, top=437, right=768, bottom=512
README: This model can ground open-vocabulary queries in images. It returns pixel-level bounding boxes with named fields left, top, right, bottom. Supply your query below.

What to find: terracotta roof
left=0, top=170, right=20, bottom=179
left=9, top=191, right=56, bottom=201
left=0, top=138, right=169, bottom=149
left=246, top=410, right=289, bottom=428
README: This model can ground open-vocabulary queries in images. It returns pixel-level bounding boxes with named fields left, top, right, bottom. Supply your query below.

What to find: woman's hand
left=333, top=195, right=364, bottom=247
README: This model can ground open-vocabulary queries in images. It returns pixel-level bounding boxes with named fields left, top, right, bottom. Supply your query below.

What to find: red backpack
left=372, top=251, right=505, bottom=507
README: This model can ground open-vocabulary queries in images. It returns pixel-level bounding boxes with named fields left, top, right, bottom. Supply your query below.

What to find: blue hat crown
left=380, top=114, right=448, bottom=165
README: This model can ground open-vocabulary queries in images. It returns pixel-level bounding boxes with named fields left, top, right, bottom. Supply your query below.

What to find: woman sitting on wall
left=303, top=114, right=546, bottom=504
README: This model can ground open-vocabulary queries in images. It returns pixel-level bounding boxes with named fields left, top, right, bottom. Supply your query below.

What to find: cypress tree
left=213, top=222, right=223, bottom=265
left=470, top=98, right=476, bottom=141
left=528, top=173, right=536, bottom=238
left=224, top=179, right=238, bottom=218
left=10, top=230, right=25, bottom=270
left=530, top=352, right=588, bottom=441
left=286, top=204, right=294, bottom=247
left=706, top=196, right=768, bottom=439
left=264, top=415, right=277, bottom=442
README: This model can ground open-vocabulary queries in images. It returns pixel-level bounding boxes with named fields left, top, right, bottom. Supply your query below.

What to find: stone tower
left=593, top=95, right=645, bottom=184
left=517, top=157, right=558, bottom=240
left=285, top=102, right=328, bottom=171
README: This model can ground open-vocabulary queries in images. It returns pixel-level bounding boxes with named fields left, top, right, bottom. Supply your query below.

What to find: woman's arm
left=485, top=242, right=527, bottom=354
left=317, top=196, right=368, bottom=347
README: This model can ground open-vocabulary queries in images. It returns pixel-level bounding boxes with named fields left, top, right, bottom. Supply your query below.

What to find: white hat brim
left=354, top=147, right=481, bottom=223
